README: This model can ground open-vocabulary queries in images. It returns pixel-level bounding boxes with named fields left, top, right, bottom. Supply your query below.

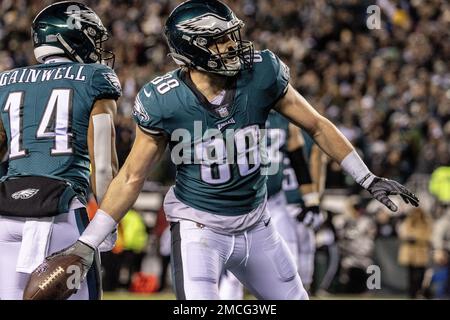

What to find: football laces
left=38, top=266, right=65, bottom=290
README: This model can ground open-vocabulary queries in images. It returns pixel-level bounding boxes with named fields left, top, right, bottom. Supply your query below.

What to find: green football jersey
left=0, top=61, right=121, bottom=201
left=266, top=111, right=290, bottom=198
left=133, top=50, right=290, bottom=215
left=283, top=131, right=315, bottom=204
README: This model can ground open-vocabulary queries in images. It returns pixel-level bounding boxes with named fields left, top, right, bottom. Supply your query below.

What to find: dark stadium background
left=1, top=0, right=449, bottom=299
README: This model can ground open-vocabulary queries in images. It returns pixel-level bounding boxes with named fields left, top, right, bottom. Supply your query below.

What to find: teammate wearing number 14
left=0, top=2, right=121, bottom=299
left=54, top=0, right=419, bottom=300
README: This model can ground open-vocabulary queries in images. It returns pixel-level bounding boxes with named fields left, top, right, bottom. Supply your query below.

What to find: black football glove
left=46, top=240, right=95, bottom=281
left=296, top=205, right=324, bottom=230
left=366, top=176, right=419, bottom=212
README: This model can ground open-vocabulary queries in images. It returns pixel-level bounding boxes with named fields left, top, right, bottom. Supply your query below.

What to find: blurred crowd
left=1, top=0, right=449, bottom=298
left=314, top=194, right=450, bottom=299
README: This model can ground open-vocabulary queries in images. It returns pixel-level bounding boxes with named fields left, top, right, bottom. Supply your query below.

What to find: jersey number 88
left=195, top=125, right=261, bottom=184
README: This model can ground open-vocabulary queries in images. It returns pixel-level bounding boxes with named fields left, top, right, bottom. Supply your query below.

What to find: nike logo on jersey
left=143, top=88, right=152, bottom=98
left=264, top=218, right=271, bottom=227
left=11, top=188, right=39, bottom=200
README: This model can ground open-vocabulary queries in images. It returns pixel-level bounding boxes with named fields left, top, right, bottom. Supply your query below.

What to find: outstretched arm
left=98, top=127, right=167, bottom=221
left=309, top=143, right=328, bottom=197
left=276, top=85, right=353, bottom=163
left=275, top=84, right=419, bottom=211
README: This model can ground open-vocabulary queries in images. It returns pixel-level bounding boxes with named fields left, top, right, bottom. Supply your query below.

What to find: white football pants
left=219, top=192, right=301, bottom=300
left=286, top=204, right=316, bottom=287
left=0, top=207, right=101, bottom=300
left=267, top=192, right=299, bottom=264
left=171, top=217, right=308, bottom=300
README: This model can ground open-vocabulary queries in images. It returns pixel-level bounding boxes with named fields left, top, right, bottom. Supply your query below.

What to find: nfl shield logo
left=217, top=106, right=229, bottom=117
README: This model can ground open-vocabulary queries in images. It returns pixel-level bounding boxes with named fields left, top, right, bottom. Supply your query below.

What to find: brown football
left=23, top=254, right=83, bottom=300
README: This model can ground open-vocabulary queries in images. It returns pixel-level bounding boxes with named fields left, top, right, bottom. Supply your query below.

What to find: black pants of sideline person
left=408, top=266, right=426, bottom=299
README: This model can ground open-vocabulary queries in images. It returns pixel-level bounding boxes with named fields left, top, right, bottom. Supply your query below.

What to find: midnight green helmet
left=31, top=1, right=114, bottom=66
left=164, top=0, right=254, bottom=76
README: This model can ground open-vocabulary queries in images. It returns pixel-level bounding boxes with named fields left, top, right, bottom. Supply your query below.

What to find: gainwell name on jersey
left=0, top=65, right=87, bottom=87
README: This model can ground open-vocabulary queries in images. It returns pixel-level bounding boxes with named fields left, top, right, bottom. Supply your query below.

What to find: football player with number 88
left=55, top=0, right=419, bottom=300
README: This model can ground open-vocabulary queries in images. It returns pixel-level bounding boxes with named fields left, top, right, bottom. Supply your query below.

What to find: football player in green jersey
left=54, top=0, right=418, bottom=300
left=0, top=2, right=121, bottom=300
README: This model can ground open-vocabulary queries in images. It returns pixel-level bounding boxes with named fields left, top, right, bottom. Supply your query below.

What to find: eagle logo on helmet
left=176, top=13, right=239, bottom=35
left=64, top=6, right=105, bottom=30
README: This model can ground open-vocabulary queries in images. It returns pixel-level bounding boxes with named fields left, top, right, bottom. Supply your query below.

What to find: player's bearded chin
left=224, top=54, right=241, bottom=71
left=222, top=45, right=241, bottom=73
left=211, top=44, right=241, bottom=76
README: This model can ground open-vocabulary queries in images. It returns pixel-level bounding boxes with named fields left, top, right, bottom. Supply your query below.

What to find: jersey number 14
left=3, top=89, right=73, bottom=159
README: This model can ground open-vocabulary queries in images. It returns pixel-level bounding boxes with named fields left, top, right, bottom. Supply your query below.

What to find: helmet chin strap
left=56, top=34, right=84, bottom=63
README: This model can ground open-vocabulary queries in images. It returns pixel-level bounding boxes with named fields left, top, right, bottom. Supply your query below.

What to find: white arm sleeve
left=340, top=150, right=375, bottom=189
left=79, top=209, right=117, bottom=248
left=92, top=114, right=113, bottom=203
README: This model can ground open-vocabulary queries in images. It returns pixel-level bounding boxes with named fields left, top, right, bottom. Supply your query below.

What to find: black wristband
left=287, top=146, right=313, bottom=185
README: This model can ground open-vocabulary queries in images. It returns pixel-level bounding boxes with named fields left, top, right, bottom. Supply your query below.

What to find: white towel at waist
left=16, top=198, right=84, bottom=273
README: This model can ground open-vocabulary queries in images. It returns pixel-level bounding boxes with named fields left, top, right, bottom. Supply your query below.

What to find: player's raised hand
left=366, top=176, right=419, bottom=212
